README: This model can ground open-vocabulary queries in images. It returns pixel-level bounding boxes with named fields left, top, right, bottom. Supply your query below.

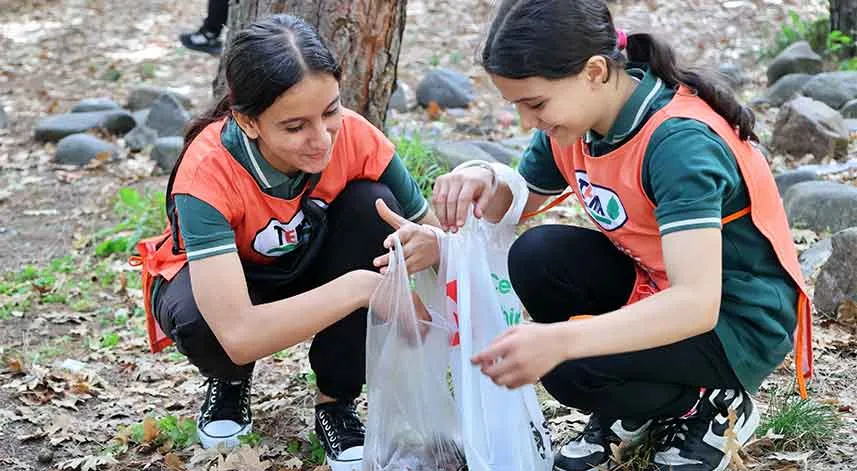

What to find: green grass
left=395, top=134, right=448, bottom=200
left=93, top=187, right=166, bottom=257
left=762, top=10, right=829, bottom=59
left=121, top=415, right=198, bottom=450
left=758, top=387, right=843, bottom=451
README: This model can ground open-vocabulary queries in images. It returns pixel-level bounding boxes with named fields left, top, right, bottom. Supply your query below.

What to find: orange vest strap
left=795, top=292, right=810, bottom=399
left=721, top=206, right=751, bottom=225
left=522, top=192, right=574, bottom=220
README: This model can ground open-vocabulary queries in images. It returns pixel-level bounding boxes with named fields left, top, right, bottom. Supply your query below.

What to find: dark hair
left=181, top=14, right=342, bottom=156
left=481, top=0, right=757, bottom=141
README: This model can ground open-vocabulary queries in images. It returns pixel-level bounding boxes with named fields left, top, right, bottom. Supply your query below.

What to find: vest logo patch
left=252, top=212, right=306, bottom=257
left=575, top=171, right=628, bottom=231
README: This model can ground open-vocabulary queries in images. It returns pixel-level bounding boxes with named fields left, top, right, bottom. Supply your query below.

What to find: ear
left=232, top=110, right=260, bottom=139
left=583, top=56, right=611, bottom=86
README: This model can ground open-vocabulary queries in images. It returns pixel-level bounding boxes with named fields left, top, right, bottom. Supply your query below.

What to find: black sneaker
left=197, top=377, right=253, bottom=449
left=648, top=388, right=760, bottom=471
left=179, top=27, right=223, bottom=55
left=554, top=414, right=651, bottom=471
left=315, top=401, right=365, bottom=471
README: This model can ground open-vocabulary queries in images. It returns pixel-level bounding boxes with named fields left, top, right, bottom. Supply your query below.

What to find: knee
left=333, top=181, right=402, bottom=218
left=540, top=359, right=606, bottom=410
left=509, top=226, right=555, bottom=279
left=508, top=227, right=556, bottom=308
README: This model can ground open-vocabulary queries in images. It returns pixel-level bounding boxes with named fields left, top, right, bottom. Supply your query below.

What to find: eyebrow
left=508, top=96, right=542, bottom=104
left=278, top=95, right=341, bottom=125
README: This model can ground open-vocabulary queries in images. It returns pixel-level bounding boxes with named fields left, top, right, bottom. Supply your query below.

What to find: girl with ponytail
left=421, top=1, right=813, bottom=470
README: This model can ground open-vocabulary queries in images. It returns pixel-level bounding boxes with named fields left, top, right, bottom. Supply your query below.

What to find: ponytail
left=626, top=33, right=758, bottom=141
left=178, top=94, right=232, bottom=165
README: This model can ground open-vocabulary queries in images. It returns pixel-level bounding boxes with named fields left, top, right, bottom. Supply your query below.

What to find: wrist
left=350, top=270, right=382, bottom=308
left=453, top=160, right=498, bottom=192
left=556, top=321, right=582, bottom=361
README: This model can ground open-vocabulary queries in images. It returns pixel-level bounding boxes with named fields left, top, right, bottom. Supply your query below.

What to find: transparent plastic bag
left=442, top=214, right=553, bottom=471
left=363, top=234, right=466, bottom=471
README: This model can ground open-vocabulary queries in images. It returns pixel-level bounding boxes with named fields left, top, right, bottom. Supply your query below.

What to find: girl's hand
left=471, top=322, right=569, bottom=389
left=373, top=199, right=441, bottom=274
left=432, top=166, right=496, bottom=231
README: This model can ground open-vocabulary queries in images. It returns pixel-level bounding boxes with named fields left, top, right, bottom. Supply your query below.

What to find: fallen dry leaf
left=725, top=408, right=748, bottom=471
left=218, top=445, right=271, bottom=471
left=6, top=356, right=25, bottom=374
left=426, top=101, right=443, bottom=120
left=57, top=454, right=119, bottom=471
left=164, top=452, right=185, bottom=470
left=143, top=416, right=159, bottom=443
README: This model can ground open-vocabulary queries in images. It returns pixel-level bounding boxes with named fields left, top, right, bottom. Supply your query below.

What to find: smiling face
left=233, top=72, right=342, bottom=175
left=490, top=57, right=613, bottom=147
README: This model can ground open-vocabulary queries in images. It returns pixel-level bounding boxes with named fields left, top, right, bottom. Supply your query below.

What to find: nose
left=309, top=120, right=332, bottom=152
left=515, top=104, right=538, bottom=131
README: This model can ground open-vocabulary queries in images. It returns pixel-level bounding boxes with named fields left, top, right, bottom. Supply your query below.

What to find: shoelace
left=200, top=378, right=251, bottom=425
left=574, top=415, right=604, bottom=445
left=317, top=403, right=364, bottom=452
left=650, top=418, right=689, bottom=452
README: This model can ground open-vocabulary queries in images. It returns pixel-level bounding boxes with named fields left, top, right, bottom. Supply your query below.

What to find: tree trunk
left=213, top=0, right=407, bottom=130
left=831, top=0, right=857, bottom=57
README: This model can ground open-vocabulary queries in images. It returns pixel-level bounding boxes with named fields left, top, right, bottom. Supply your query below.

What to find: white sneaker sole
left=198, top=421, right=253, bottom=450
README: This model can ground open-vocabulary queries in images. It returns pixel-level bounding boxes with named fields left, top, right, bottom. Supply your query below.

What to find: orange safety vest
left=131, top=108, right=395, bottom=353
left=532, top=88, right=813, bottom=398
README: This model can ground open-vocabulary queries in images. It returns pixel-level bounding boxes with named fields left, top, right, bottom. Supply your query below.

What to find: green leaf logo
left=607, top=196, right=620, bottom=220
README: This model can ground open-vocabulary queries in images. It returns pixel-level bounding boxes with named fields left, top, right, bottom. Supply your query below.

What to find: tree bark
left=831, top=0, right=857, bottom=57
left=213, top=0, right=407, bottom=129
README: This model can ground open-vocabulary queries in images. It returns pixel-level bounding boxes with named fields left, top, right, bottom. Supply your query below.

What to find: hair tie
left=616, top=29, right=628, bottom=51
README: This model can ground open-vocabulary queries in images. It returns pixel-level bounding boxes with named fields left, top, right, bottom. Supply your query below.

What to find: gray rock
left=814, top=228, right=857, bottom=314
left=54, top=133, right=118, bottom=166
left=0, top=103, right=7, bottom=129
left=718, top=63, right=745, bottom=90
left=472, top=141, right=518, bottom=165
left=127, top=85, right=192, bottom=111
left=145, top=94, right=191, bottom=137
left=799, top=158, right=857, bottom=176
left=774, top=168, right=818, bottom=197
left=151, top=136, right=184, bottom=171
left=500, top=136, right=532, bottom=152
left=431, top=141, right=496, bottom=168
left=70, top=97, right=121, bottom=113
left=784, top=181, right=857, bottom=233
left=801, top=71, right=857, bottom=109
left=759, top=73, right=813, bottom=107
left=800, top=237, right=832, bottom=281
left=771, top=96, right=849, bottom=160
left=124, top=125, right=159, bottom=151
left=34, top=110, right=136, bottom=142
left=416, top=68, right=474, bottom=109
left=133, top=108, right=150, bottom=127
left=389, top=81, right=414, bottom=113
left=767, top=41, right=823, bottom=86
left=841, top=98, right=857, bottom=119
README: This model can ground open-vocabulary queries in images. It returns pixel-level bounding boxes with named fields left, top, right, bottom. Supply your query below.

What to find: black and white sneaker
left=197, top=377, right=253, bottom=449
left=315, top=401, right=365, bottom=471
left=179, top=27, right=223, bottom=55
left=554, top=414, right=651, bottom=471
left=648, top=388, right=760, bottom=471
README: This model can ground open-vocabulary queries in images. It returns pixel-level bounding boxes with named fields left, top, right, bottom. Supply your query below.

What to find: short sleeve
left=517, top=131, right=568, bottom=195
left=644, top=120, right=743, bottom=236
left=174, top=195, right=237, bottom=261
